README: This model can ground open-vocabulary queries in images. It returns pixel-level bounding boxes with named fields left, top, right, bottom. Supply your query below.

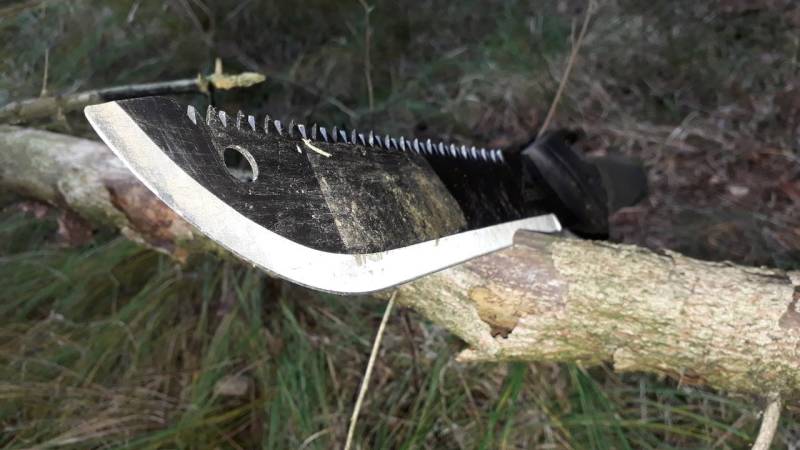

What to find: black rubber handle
left=521, top=131, right=647, bottom=238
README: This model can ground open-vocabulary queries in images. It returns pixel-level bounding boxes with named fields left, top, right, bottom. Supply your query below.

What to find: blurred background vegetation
left=1, top=0, right=799, bottom=448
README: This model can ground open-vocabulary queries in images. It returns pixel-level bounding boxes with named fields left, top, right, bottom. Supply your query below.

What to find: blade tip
left=83, top=101, right=107, bottom=117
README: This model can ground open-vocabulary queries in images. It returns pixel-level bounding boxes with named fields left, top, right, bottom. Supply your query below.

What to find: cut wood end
left=207, top=72, right=267, bottom=90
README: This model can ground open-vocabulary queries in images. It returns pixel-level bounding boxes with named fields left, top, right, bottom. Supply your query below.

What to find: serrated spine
left=191, top=104, right=506, bottom=164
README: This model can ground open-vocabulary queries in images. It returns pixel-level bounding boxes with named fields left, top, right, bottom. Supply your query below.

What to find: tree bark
left=395, top=232, right=800, bottom=397
left=1, top=125, right=798, bottom=398
left=0, top=125, right=215, bottom=259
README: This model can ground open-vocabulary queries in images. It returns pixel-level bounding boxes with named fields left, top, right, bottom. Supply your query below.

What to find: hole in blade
left=223, top=146, right=258, bottom=182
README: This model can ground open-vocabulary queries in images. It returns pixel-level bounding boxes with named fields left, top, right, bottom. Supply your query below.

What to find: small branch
left=358, top=0, right=375, bottom=113
left=344, top=292, right=395, bottom=450
left=0, top=125, right=215, bottom=259
left=751, top=394, right=782, bottom=450
left=40, top=47, right=49, bottom=97
left=537, top=0, right=595, bottom=139
left=0, top=62, right=265, bottom=124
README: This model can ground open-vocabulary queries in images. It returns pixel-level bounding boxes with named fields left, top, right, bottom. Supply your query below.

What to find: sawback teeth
left=187, top=105, right=198, bottom=125
left=194, top=103, right=507, bottom=164
left=235, top=110, right=244, bottom=129
left=205, top=105, right=215, bottom=126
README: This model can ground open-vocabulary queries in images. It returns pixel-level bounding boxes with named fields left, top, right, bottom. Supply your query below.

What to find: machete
left=84, top=96, right=641, bottom=293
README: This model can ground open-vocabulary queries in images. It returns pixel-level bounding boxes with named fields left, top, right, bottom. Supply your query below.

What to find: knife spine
left=191, top=103, right=505, bottom=164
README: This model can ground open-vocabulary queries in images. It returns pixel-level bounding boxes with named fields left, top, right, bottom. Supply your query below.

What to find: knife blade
left=85, top=96, right=562, bottom=293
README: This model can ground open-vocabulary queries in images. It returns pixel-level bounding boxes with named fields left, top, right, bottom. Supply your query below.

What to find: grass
left=0, top=209, right=774, bottom=448
left=2, top=0, right=799, bottom=447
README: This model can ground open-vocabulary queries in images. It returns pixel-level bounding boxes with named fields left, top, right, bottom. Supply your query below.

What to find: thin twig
left=40, top=47, right=49, bottom=97
left=751, top=394, right=782, bottom=450
left=537, top=0, right=595, bottom=139
left=0, top=64, right=265, bottom=124
left=344, top=292, right=396, bottom=450
left=358, top=0, right=374, bottom=113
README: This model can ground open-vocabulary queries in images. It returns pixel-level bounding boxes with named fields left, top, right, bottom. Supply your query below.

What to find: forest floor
left=1, top=0, right=799, bottom=448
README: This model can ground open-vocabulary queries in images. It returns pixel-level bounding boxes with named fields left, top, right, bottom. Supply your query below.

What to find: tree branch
left=751, top=394, right=782, bottom=450
left=394, top=232, right=800, bottom=397
left=1, top=125, right=799, bottom=399
left=0, top=125, right=215, bottom=259
left=0, top=63, right=265, bottom=124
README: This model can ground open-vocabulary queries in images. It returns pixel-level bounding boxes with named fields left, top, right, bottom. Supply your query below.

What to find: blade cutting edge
left=85, top=101, right=561, bottom=293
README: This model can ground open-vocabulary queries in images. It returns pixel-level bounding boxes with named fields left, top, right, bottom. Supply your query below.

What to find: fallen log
left=0, top=125, right=214, bottom=259
left=1, top=125, right=798, bottom=402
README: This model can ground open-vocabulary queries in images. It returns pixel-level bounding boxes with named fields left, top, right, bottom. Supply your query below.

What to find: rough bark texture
left=0, top=125, right=214, bottom=258
left=396, top=233, right=800, bottom=397
left=2, top=125, right=799, bottom=398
